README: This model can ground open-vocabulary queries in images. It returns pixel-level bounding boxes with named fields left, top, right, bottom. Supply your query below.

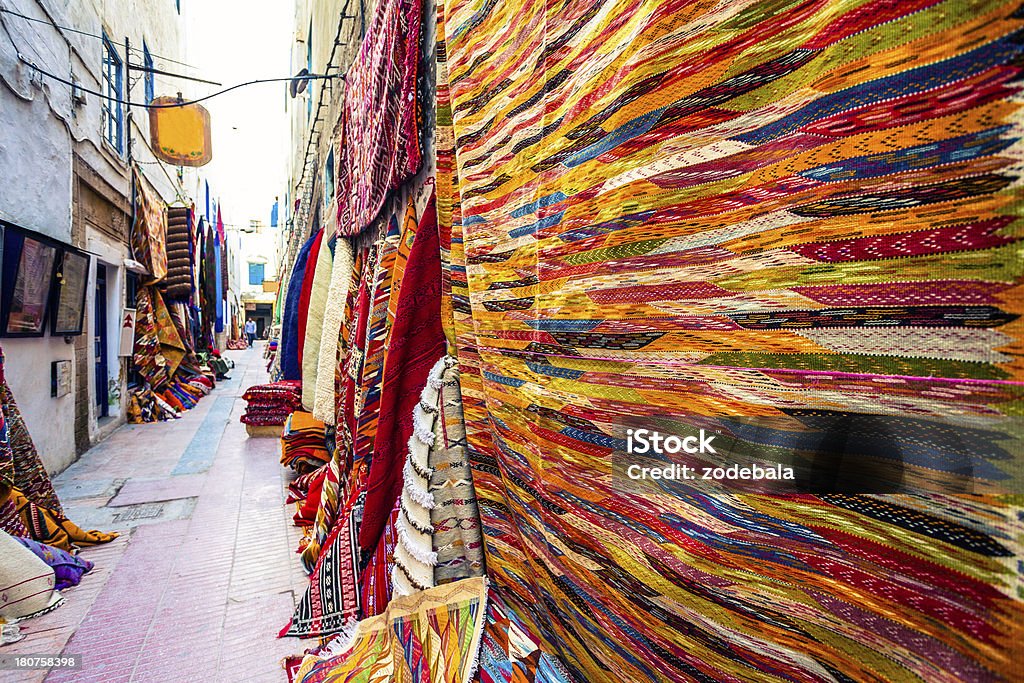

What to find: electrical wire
left=0, top=6, right=197, bottom=69
left=16, top=52, right=342, bottom=109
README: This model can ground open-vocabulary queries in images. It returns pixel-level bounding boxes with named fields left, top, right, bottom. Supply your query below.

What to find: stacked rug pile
left=286, top=466, right=329, bottom=529
left=280, top=411, right=330, bottom=473
left=241, top=381, right=302, bottom=426
left=127, top=376, right=213, bottom=424
left=163, top=207, right=193, bottom=302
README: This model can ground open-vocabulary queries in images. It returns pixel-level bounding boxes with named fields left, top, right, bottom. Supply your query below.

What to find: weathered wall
left=0, top=3, right=79, bottom=472
left=0, top=0, right=192, bottom=474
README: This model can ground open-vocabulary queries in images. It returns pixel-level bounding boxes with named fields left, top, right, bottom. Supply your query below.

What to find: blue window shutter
left=248, top=263, right=265, bottom=285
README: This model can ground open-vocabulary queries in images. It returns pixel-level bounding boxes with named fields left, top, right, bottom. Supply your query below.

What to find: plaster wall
left=0, top=0, right=192, bottom=474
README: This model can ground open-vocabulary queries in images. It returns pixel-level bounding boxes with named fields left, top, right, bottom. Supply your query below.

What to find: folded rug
left=294, top=577, right=488, bottom=683
left=14, top=537, right=93, bottom=591
left=0, top=530, right=63, bottom=620
left=8, top=487, right=117, bottom=552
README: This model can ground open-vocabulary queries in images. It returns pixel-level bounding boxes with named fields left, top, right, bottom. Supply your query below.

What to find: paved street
left=1, top=345, right=304, bottom=683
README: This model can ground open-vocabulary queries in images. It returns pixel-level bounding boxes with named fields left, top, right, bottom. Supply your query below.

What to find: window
left=324, top=148, right=335, bottom=207
left=248, top=263, right=265, bottom=286
left=143, top=42, right=155, bottom=104
left=101, top=34, right=123, bottom=154
left=306, top=21, right=313, bottom=121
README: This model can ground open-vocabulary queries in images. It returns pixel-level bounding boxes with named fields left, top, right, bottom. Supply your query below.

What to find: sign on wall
left=118, top=308, right=137, bottom=357
left=51, top=360, right=71, bottom=398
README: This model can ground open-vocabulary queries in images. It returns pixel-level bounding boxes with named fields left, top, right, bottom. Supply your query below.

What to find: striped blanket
left=439, top=0, right=1024, bottom=681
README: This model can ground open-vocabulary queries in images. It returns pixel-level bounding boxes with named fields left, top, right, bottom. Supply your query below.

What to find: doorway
left=94, top=265, right=109, bottom=416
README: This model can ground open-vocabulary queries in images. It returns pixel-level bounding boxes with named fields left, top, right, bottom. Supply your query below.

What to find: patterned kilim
left=439, top=0, right=1024, bottom=681
left=133, top=287, right=186, bottom=390
left=0, top=350, right=62, bottom=513
left=130, top=169, right=168, bottom=285
left=477, top=588, right=572, bottom=683
left=284, top=470, right=365, bottom=639
left=295, top=577, right=488, bottom=683
left=428, top=357, right=485, bottom=586
left=354, top=218, right=400, bottom=469
left=337, top=0, right=423, bottom=235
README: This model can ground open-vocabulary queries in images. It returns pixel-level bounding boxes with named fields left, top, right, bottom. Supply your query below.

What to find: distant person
left=245, top=319, right=257, bottom=348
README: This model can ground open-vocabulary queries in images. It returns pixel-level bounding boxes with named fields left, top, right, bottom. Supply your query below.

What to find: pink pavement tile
left=106, top=475, right=206, bottom=507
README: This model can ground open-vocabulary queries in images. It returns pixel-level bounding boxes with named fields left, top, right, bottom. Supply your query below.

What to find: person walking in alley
left=245, top=319, right=257, bottom=348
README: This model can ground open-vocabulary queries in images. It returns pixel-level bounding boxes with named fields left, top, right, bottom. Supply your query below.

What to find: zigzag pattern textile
left=439, top=0, right=1024, bottom=681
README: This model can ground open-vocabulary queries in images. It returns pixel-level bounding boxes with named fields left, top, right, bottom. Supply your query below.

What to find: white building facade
left=0, top=0, right=196, bottom=472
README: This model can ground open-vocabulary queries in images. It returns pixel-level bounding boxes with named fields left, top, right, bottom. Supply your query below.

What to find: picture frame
left=0, top=224, right=59, bottom=338
left=51, top=247, right=91, bottom=336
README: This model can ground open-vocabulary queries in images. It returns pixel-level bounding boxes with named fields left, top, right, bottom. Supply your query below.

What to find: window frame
left=248, top=262, right=265, bottom=286
left=101, top=33, right=124, bottom=155
left=143, top=41, right=155, bottom=104
left=306, top=21, right=313, bottom=121
left=324, top=148, right=335, bottom=208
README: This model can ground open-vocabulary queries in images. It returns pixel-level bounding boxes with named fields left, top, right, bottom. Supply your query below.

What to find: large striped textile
left=440, top=0, right=1024, bottom=681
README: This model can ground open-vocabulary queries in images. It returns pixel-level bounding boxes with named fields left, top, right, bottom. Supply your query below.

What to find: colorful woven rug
left=337, top=0, right=423, bottom=235
left=0, top=349, right=62, bottom=513
left=294, top=576, right=488, bottom=683
left=439, top=0, right=1024, bottom=680
left=130, top=169, right=167, bottom=285
left=284, top=470, right=365, bottom=639
left=477, top=588, right=572, bottom=683
left=360, top=195, right=445, bottom=553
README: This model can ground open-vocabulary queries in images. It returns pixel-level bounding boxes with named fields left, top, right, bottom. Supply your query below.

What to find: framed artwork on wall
left=51, top=247, right=91, bottom=336
left=0, top=225, right=59, bottom=338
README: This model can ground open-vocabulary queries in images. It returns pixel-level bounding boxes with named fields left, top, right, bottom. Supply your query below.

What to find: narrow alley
left=2, top=346, right=305, bottom=682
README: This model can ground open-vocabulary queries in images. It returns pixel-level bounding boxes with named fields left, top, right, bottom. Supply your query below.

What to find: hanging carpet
left=439, top=0, right=1024, bottom=681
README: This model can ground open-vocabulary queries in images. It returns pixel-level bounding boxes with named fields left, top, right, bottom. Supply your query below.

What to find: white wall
left=0, top=0, right=192, bottom=473
left=0, top=3, right=78, bottom=472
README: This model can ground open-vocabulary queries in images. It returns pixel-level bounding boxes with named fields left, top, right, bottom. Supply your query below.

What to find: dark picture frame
left=51, top=247, right=91, bottom=336
left=0, top=224, right=59, bottom=338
